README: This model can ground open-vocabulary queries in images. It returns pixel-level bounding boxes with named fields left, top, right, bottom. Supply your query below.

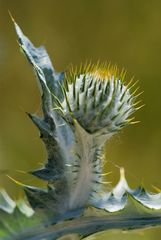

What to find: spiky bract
left=58, top=63, right=140, bottom=137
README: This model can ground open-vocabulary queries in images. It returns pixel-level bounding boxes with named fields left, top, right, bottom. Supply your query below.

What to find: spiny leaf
left=12, top=15, right=64, bottom=99
left=0, top=190, right=40, bottom=240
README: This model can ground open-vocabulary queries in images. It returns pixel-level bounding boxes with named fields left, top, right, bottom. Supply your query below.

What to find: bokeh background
left=0, top=0, right=161, bottom=239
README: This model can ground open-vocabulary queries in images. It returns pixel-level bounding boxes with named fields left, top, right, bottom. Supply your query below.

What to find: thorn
left=95, top=180, right=112, bottom=185
left=120, top=167, right=125, bottom=180
left=126, top=77, right=135, bottom=89
left=125, top=116, right=135, bottom=123
left=136, top=104, right=145, bottom=110
left=129, top=80, right=139, bottom=91
left=100, top=171, right=112, bottom=176
left=152, top=185, right=161, bottom=193
left=8, top=10, right=15, bottom=23
left=38, top=162, right=44, bottom=167
left=133, top=100, right=142, bottom=107
left=100, top=181, right=112, bottom=185
left=130, top=120, right=141, bottom=125
left=6, top=175, right=25, bottom=187
left=15, top=170, right=28, bottom=174
left=133, top=91, right=144, bottom=98
left=131, top=86, right=140, bottom=96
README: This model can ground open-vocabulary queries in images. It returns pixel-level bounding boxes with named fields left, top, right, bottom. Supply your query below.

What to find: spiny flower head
left=58, top=63, right=141, bottom=136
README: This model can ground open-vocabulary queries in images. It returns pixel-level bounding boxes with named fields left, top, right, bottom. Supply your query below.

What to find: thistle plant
left=0, top=20, right=161, bottom=240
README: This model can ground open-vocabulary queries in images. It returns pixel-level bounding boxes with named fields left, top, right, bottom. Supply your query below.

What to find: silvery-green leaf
left=12, top=17, right=64, bottom=100
left=89, top=168, right=161, bottom=212
left=0, top=190, right=40, bottom=240
left=0, top=189, right=16, bottom=214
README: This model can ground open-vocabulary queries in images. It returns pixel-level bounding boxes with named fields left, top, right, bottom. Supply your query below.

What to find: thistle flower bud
left=59, top=64, right=140, bottom=137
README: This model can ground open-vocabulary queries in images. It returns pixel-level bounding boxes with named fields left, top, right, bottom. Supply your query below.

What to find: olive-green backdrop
left=0, top=0, right=161, bottom=239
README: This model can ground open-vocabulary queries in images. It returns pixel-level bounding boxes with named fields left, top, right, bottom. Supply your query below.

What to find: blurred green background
left=0, top=0, right=161, bottom=239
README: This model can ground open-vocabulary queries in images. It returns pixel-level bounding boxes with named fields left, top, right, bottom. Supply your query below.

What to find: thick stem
left=17, top=214, right=161, bottom=240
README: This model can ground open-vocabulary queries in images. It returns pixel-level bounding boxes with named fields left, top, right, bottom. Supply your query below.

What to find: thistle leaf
left=0, top=190, right=40, bottom=240
left=13, top=18, right=64, bottom=99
